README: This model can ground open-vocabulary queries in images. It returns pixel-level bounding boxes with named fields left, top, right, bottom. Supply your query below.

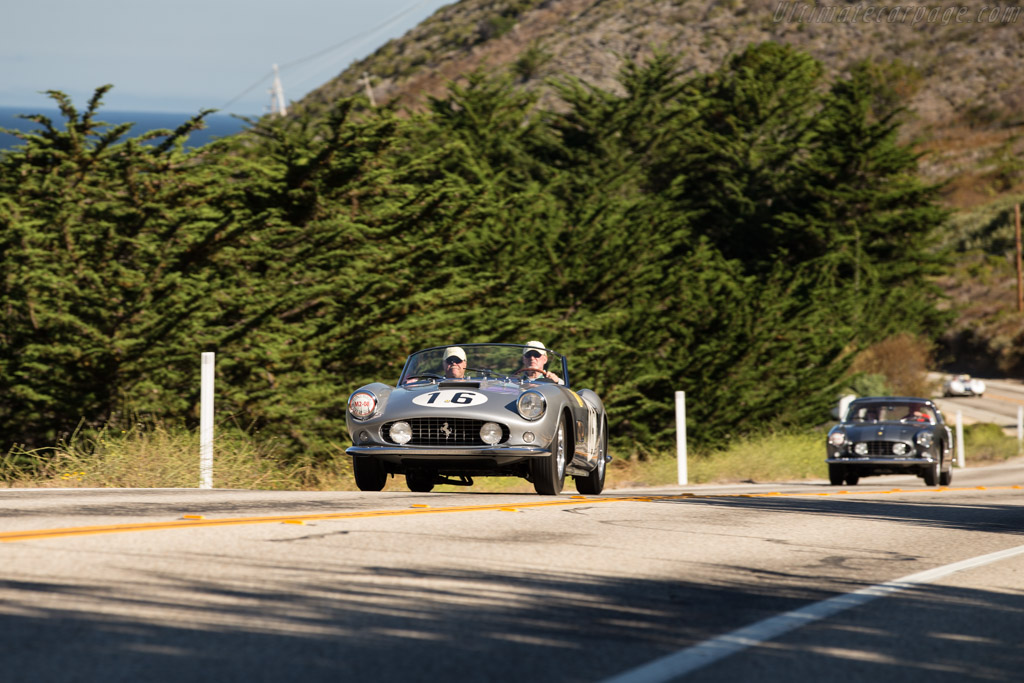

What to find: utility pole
left=359, top=72, right=376, bottom=107
left=270, top=64, right=287, bottom=117
left=1016, top=202, right=1022, bottom=312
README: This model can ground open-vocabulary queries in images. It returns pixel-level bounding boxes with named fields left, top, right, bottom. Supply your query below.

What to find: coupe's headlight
left=517, top=391, right=546, bottom=420
left=892, top=442, right=909, bottom=455
left=389, top=421, right=412, bottom=444
left=348, top=390, right=377, bottom=421
left=479, top=422, right=502, bottom=445
left=828, top=431, right=846, bottom=446
left=916, top=431, right=934, bottom=448
left=854, top=442, right=869, bottom=455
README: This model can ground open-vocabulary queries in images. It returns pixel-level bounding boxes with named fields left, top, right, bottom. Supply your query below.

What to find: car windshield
left=399, top=343, right=568, bottom=386
left=846, top=402, right=935, bottom=424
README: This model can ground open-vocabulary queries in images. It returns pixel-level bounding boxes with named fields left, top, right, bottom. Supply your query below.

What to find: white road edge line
left=601, top=544, right=1024, bottom=683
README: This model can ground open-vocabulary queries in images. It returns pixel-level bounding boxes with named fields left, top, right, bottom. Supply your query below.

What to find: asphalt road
left=2, top=461, right=1023, bottom=683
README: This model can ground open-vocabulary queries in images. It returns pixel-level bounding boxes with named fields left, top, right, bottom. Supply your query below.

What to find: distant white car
left=943, top=374, right=985, bottom=397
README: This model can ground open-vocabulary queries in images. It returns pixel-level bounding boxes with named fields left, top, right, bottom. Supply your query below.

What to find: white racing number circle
left=412, top=390, right=488, bottom=408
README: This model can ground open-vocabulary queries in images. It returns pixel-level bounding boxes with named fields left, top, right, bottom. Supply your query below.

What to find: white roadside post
left=675, top=391, right=687, bottom=486
left=1018, top=406, right=1023, bottom=454
left=200, top=352, right=215, bottom=489
left=956, top=410, right=965, bottom=469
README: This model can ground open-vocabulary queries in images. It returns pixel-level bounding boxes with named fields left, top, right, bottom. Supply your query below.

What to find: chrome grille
left=382, top=418, right=509, bottom=446
left=860, top=441, right=910, bottom=456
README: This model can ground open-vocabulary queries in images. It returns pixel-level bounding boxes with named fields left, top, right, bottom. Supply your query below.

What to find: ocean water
left=0, top=106, right=250, bottom=151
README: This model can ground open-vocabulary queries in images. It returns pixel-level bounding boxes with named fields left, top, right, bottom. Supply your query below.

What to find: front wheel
left=353, top=457, right=387, bottom=491
left=532, top=416, right=568, bottom=495
left=406, top=470, right=435, bottom=493
left=939, top=458, right=953, bottom=486
left=828, top=464, right=844, bottom=486
left=923, top=458, right=940, bottom=486
left=574, top=422, right=607, bottom=495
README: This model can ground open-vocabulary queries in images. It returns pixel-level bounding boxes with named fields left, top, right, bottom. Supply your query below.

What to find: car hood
left=841, top=423, right=930, bottom=441
left=384, top=378, right=531, bottom=412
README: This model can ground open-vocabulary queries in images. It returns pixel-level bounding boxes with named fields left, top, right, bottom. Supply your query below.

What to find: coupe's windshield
left=399, top=343, right=568, bottom=386
left=846, top=401, right=935, bottom=424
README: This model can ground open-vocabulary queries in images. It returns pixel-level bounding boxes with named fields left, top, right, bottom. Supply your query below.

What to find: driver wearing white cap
left=443, top=346, right=467, bottom=378
left=516, top=340, right=563, bottom=384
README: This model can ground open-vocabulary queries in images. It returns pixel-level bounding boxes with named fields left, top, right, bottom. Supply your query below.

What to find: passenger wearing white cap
left=516, top=340, right=563, bottom=384
left=443, top=346, right=467, bottom=378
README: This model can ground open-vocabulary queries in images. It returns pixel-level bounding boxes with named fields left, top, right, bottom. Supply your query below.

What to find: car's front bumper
left=826, top=456, right=937, bottom=466
left=347, top=445, right=551, bottom=458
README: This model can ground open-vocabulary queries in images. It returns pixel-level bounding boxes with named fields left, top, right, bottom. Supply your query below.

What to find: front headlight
left=517, top=391, right=546, bottom=420
left=389, top=421, right=412, bottom=444
left=479, top=422, right=502, bottom=445
left=916, top=431, right=934, bottom=448
left=348, top=390, right=377, bottom=421
left=828, top=431, right=846, bottom=447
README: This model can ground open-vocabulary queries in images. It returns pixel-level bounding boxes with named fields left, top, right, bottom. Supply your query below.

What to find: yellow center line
left=2, top=486, right=1021, bottom=543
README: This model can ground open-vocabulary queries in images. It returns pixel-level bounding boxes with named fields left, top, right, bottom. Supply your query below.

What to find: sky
left=1, top=0, right=455, bottom=117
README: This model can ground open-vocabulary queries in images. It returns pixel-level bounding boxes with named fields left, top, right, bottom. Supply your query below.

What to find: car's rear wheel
left=532, top=415, right=568, bottom=495
left=353, top=457, right=387, bottom=491
left=923, top=458, right=940, bottom=486
left=828, top=464, right=844, bottom=486
left=406, top=470, right=435, bottom=493
left=574, top=421, right=607, bottom=495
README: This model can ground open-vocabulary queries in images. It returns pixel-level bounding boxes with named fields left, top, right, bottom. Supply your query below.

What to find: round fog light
left=523, top=432, right=535, bottom=443
left=390, top=421, right=412, bottom=445
left=480, top=422, right=502, bottom=445
left=892, top=442, right=909, bottom=455
left=359, top=430, right=371, bottom=444
left=854, top=442, right=868, bottom=456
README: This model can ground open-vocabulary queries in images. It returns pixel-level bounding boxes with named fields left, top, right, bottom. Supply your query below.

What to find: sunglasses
left=445, top=356, right=465, bottom=364
left=523, top=351, right=543, bottom=359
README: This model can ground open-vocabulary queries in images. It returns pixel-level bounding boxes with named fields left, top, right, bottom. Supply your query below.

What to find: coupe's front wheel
left=828, top=464, right=844, bottom=486
left=939, top=459, right=953, bottom=486
left=923, top=459, right=940, bottom=487
left=406, top=470, right=435, bottom=493
left=532, top=416, right=568, bottom=495
left=353, top=457, right=387, bottom=491
left=574, top=422, right=607, bottom=495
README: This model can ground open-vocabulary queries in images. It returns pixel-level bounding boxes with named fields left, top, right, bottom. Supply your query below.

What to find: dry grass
left=2, top=421, right=1017, bottom=492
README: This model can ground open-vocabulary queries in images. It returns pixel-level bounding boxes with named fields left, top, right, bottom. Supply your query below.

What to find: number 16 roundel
left=412, top=390, right=488, bottom=408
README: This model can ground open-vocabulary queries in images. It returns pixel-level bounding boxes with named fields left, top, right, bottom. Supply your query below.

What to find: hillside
left=300, top=0, right=1024, bottom=208
left=297, top=0, right=1024, bottom=376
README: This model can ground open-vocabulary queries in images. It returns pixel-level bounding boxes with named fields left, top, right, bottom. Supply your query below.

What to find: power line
left=218, top=0, right=439, bottom=113
left=279, top=0, right=436, bottom=71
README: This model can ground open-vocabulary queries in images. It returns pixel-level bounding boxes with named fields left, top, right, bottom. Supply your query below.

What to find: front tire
left=923, top=458, right=940, bottom=486
left=939, top=454, right=953, bottom=486
left=532, top=415, right=568, bottom=495
left=353, top=457, right=387, bottom=491
left=828, top=464, right=844, bottom=486
left=406, top=470, right=435, bottom=493
left=575, top=421, right=607, bottom=495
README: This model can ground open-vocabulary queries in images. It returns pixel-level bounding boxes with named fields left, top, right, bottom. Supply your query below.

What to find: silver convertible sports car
left=826, top=396, right=955, bottom=487
left=345, top=342, right=610, bottom=495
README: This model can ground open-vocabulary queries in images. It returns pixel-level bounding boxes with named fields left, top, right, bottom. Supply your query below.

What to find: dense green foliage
left=0, top=44, right=948, bottom=461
